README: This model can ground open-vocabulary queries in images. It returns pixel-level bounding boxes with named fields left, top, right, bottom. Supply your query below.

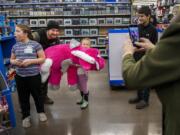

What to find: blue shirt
left=12, top=40, right=43, bottom=77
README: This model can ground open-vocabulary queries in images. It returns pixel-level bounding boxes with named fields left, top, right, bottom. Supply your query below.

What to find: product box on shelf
left=71, top=8, right=81, bottom=15
left=6, top=0, right=15, bottom=3
left=64, top=29, right=73, bottom=36
left=80, top=18, right=89, bottom=25
left=39, top=0, right=49, bottom=2
left=106, top=18, right=114, bottom=25
left=90, top=29, right=98, bottom=36
left=72, top=19, right=80, bottom=25
left=64, top=19, right=72, bottom=26
left=73, top=29, right=81, bottom=36
left=30, top=19, right=38, bottom=27
left=15, top=0, right=30, bottom=3
left=16, top=18, right=30, bottom=25
left=114, top=18, right=122, bottom=25
left=89, top=19, right=97, bottom=25
left=56, top=19, right=64, bottom=26
left=90, top=39, right=97, bottom=46
left=81, top=29, right=90, bottom=36
left=98, top=18, right=106, bottom=25
left=98, top=37, right=106, bottom=45
left=106, top=6, right=115, bottom=14
left=122, top=18, right=130, bottom=24
left=31, top=0, right=39, bottom=2
left=38, top=19, right=47, bottom=27
left=99, top=49, right=107, bottom=56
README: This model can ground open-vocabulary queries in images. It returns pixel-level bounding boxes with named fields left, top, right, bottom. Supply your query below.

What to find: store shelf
left=91, top=45, right=106, bottom=48
left=0, top=36, right=15, bottom=41
left=8, top=14, right=131, bottom=18
left=0, top=2, right=131, bottom=6
left=30, top=24, right=129, bottom=28
left=0, top=1, right=131, bottom=59
left=59, top=35, right=107, bottom=38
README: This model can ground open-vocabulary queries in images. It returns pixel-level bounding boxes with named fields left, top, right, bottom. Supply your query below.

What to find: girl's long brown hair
left=16, top=24, right=33, bottom=40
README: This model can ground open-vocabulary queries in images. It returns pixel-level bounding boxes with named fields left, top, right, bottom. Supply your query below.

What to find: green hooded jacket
left=123, top=22, right=180, bottom=135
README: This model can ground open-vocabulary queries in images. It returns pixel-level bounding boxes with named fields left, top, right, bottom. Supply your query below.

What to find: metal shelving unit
left=0, top=0, right=132, bottom=57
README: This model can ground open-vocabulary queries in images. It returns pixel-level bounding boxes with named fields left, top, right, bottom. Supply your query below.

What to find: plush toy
left=41, top=41, right=105, bottom=90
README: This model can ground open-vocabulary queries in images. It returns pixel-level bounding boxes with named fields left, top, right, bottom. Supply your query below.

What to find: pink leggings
left=77, top=74, right=88, bottom=94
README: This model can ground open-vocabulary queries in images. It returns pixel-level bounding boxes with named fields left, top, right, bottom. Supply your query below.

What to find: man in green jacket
left=122, top=13, right=180, bottom=135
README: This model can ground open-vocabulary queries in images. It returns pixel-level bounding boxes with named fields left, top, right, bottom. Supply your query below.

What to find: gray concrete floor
left=10, top=63, right=162, bottom=135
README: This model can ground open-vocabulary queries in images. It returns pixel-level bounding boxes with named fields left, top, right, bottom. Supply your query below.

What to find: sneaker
left=128, top=97, right=141, bottom=104
left=80, top=100, right=88, bottom=109
left=22, top=116, right=31, bottom=128
left=39, top=113, right=47, bottom=122
left=44, top=96, right=54, bottom=104
left=76, top=98, right=83, bottom=105
left=136, top=100, right=149, bottom=109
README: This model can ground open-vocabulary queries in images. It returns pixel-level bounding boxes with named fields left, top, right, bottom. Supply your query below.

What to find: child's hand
left=21, top=59, right=33, bottom=67
left=14, top=59, right=23, bottom=67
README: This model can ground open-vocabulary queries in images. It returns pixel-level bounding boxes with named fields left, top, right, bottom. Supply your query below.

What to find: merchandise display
left=0, top=1, right=131, bottom=58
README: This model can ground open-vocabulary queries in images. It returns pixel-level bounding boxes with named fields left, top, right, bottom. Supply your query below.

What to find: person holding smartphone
left=122, top=12, right=180, bottom=135
left=128, top=6, right=158, bottom=109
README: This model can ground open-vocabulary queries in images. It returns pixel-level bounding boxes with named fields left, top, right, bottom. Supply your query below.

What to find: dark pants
left=137, top=88, right=150, bottom=103
left=15, top=74, right=44, bottom=119
left=40, top=80, right=48, bottom=99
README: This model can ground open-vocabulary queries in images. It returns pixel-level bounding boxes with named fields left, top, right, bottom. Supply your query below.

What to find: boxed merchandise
left=80, top=18, right=89, bottom=25
left=90, top=29, right=98, bottom=36
left=81, top=29, right=89, bottom=36
left=114, top=18, right=122, bottom=25
left=40, top=0, right=49, bottom=2
left=98, top=37, right=106, bottom=45
left=30, top=19, right=38, bottom=27
left=82, top=0, right=92, bottom=2
left=6, top=0, right=15, bottom=3
left=106, top=6, right=115, bottom=14
left=38, top=19, right=47, bottom=27
left=90, top=39, right=97, bottom=46
left=15, top=0, right=30, bottom=3
left=122, top=18, right=130, bottom=24
left=56, top=19, right=64, bottom=26
left=99, top=49, right=107, bottom=56
left=98, top=18, right=106, bottom=25
left=64, top=19, right=72, bottom=26
left=89, top=19, right=97, bottom=25
left=64, top=29, right=73, bottom=36
left=16, top=19, right=29, bottom=25
left=31, top=0, right=39, bottom=2
left=72, top=19, right=80, bottom=25
left=71, top=8, right=81, bottom=15
left=73, top=29, right=81, bottom=36
left=106, top=18, right=114, bottom=25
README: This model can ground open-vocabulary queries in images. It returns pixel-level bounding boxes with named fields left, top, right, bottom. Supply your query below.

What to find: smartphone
left=128, top=25, right=140, bottom=47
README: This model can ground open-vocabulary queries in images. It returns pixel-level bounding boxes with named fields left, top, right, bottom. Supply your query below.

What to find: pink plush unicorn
left=40, top=40, right=105, bottom=90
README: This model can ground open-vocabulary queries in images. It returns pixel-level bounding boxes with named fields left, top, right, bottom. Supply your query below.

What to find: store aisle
left=11, top=64, right=162, bottom=135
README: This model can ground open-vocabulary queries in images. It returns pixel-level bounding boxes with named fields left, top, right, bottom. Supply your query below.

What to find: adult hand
left=135, top=38, right=155, bottom=51
left=122, top=36, right=136, bottom=58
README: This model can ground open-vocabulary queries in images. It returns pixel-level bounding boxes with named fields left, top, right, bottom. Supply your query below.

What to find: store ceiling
left=133, top=0, right=157, bottom=5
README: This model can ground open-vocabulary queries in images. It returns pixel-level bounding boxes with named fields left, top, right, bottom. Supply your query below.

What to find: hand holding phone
left=128, top=25, right=140, bottom=47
